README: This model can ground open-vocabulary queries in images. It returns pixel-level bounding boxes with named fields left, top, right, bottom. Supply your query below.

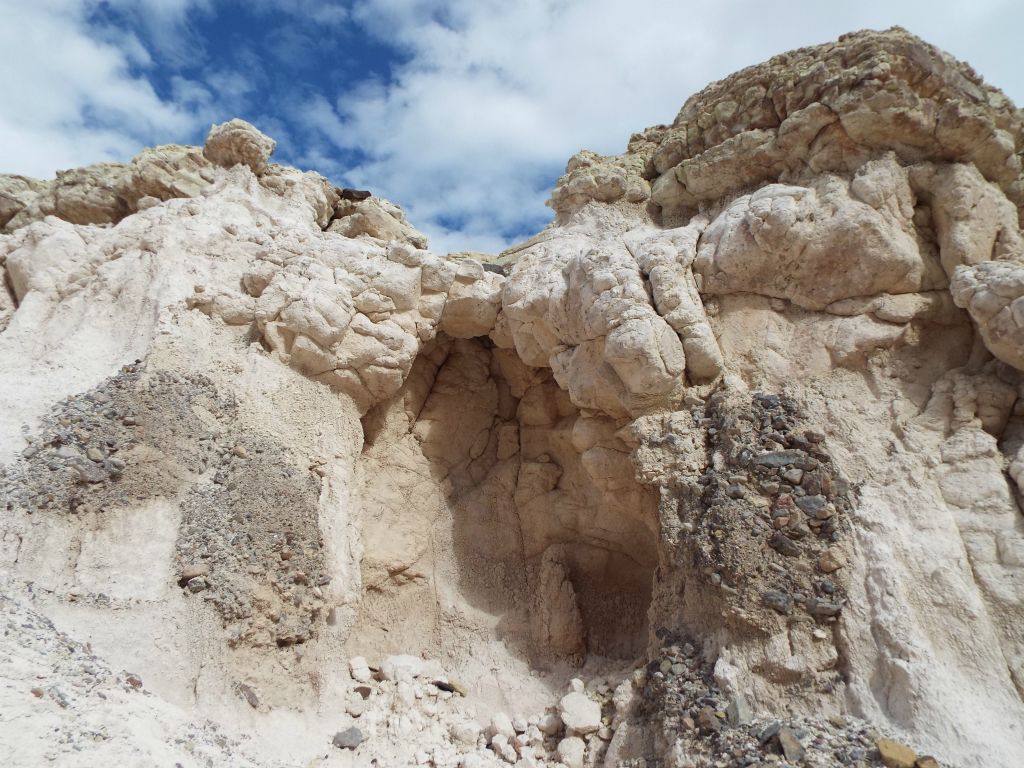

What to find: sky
left=1, top=1, right=1021, bottom=254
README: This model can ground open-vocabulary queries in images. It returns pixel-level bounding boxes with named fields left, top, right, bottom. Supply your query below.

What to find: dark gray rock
left=332, top=727, right=363, bottom=750
left=796, top=495, right=827, bottom=515
left=769, top=532, right=801, bottom=557
left=762, top=590, right=794, bottom=614
left=753, top=450, right=806, bottom=468
left=806, top=598, right=843, bottom=617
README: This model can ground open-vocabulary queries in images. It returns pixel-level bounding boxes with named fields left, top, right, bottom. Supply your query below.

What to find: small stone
left=86, top=447, right=104, bottom=462
left=781, top=468, right=803, bottom=484
left=450, top=720, right=481, bottom=746
left=559, top=692, right=602, bottom=735
left=332, top=727, right=363, bottom=750
left=569, top=677, right=585, bottom=693
left=238, top=683, right=259, bottom=709
left=818, top=549, right=845, bottom=573
left=232, top=445, right=248, bottom=458
left=762, top=590, right=794, bottom=615
left=349, top=656, right=372, bottom=683
left=726, top=695, right=752, bottom=725
left=380, top=654, right=424, bottom=681
left=769, top=532, right=801, bottom=557
left=877, top=739, right=917, bottom=768
left=347, top=698, right=366, bottom=717
left=178, top=564, right=210, bottom=586
left=557, top=736, right=586, bottom=768
left=726, top=484, right=745, bottom=499
left=915, top=757, right=940, bottom=768
left=828, top=714, right=848, bottom=728
left=804, top=430, right=825, bottom=443
left=777, top=727, right=805, bottom=762
left=696, top=706, right=721, bottom=733
left=806, top=598, right=842, bottom=617
left=186, top=576, right=207, bottom=592
left=537, top=712, right=562, bottom=735
left=753, top=450, right=806, bottom=468
left=491, top=712, right=516, bottom=739
left=795, top=495, right=827, bottom=515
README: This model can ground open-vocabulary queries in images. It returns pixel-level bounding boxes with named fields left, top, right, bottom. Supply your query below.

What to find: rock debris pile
left=2, top=26, right=1024, bottom=768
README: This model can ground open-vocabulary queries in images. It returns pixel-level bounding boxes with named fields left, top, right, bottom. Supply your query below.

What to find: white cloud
left=1, top=0, right=1021, bottom=256
left=0, top=0, right=210, bottom=177
left=304, top=0, right=1024, bottom=253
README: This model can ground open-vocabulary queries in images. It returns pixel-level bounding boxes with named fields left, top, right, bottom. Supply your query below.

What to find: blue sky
left=1, top=0, right=1022, bottom=253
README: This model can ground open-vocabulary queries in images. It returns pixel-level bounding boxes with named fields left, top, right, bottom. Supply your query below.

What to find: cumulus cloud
left=1, top=0, right=1021, bottom=253
left=305, top=0, right=1024, bottom=253
left=0, top=0, right=210, bottom=177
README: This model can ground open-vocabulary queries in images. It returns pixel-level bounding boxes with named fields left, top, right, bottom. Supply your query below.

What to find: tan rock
left=203, top=119, right=276, bottom=175
left=878, top=739, right=918, bottom=768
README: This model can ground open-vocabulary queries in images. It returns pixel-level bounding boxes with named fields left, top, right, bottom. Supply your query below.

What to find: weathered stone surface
left=203, top=119, right=276, bottom=175
left=3, top=25, right=1024, bottom=768
left=877, top=739, right=918, bottom=768
left=558, top=692, right=601, bottom=735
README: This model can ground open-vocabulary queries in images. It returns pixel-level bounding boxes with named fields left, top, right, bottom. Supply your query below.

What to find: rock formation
left=2, top=27, right=1024, bottom=768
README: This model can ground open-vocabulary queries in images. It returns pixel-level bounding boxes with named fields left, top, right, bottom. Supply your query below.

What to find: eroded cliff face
left=2, top=27, right=1024, bottom=768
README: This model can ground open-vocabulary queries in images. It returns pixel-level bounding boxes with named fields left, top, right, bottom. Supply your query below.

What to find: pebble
left=537, top=712, right=562, bottom=735
left=238, top=683, right=260, bottom=709
left=781, top=468, right=804, bottom=484
left=449, top=720, right=481, bottom=746
left=914, top=757, right=940, bottom=768
left=332, top=727, right=363, bottom=750
left=806, top=598, right=842, bottom=617
left=753, top=450, right=807, bottom=468
left=347, top=656, right=372, bottom=682
left=818, top=549, right=845, bottom=574
left=178, top=564, right=210, bottom=584
left=769, top=532, right=801, bottom=557
left=795, top=495, right=827, bottom=515
left=696, top=706, right=721, bottom=733
left=491, top=712, right=515, bottom=739
left=762, top=590, right=794, bottom=615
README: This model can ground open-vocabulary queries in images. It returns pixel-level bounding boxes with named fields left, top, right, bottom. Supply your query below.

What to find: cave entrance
left=348, top=334, right=659, bottom=692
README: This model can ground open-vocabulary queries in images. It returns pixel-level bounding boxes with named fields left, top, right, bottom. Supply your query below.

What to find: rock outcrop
left=3, top=27, right=1024, bottom=768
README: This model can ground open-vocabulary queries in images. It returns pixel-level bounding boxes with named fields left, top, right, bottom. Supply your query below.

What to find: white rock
left=558, top=692, right=602, bottom=735
left=490, top=712, right=516, bottom=740
left=381, top=654, right=425, bottom=681
left=349, top=656, right=372, bottom=683
left=449, top=721, right=481, bottom=746
left=537, top=712, right=563, bottom=736
left=557, top=736, right=586, bottom=768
